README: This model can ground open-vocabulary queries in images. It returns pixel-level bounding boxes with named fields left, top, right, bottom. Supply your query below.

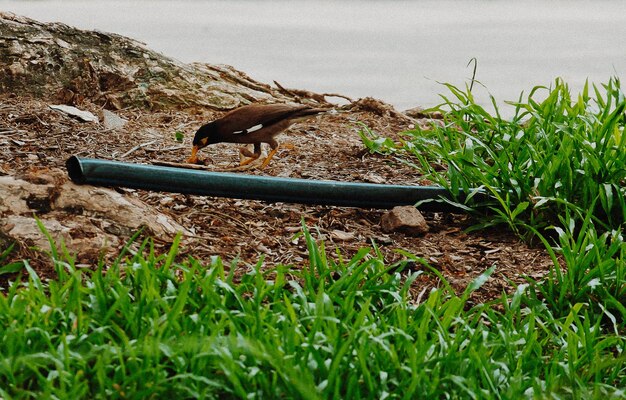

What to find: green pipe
left=66, top=156, right=480, bottom=211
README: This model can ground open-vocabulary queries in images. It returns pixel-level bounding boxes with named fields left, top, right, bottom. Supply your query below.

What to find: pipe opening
left=65, top=156, right=86, bottom=184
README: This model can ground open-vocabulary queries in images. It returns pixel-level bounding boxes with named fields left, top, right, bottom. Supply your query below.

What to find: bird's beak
left=187, top=145, right=199, bottom=164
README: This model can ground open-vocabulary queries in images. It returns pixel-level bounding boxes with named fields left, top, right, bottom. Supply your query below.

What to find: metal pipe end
left=66, top=156, right=86, bottom=184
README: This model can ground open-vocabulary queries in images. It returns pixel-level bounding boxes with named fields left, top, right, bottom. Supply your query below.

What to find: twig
left=0, top=130, right=17, bottom=137
left=145, top=145, right=185, bottom=152
left=152, top=160, right=213, bottom=170
left=176, top=121, right=200, bottom=129
left=152, top=159, right=262, bottom=172
left=120, top=139, right=158, bottom=158
left=273, top=80, right=352, bottom=104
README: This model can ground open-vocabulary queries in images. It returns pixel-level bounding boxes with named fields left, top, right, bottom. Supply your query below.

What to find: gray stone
left=0, top=170, right=190, bottom=264
left=102, top=109, right=127, bottom=130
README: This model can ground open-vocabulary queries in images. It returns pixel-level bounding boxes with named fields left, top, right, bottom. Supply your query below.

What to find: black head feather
left=192, top=122, right=220, bottom=148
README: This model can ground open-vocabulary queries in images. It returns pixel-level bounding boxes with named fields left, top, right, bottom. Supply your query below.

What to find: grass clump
left=1, top=226, right=624, bottom=399
left=360, top=76, right=626, bottom=326
left=361, top=78, right=626, bottom=235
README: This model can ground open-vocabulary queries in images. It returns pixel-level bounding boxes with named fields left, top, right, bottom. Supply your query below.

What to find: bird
left=187, top=103, right=326, bottom=168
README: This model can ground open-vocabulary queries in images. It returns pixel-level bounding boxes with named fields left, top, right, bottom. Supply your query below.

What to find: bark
left=0, top=12, right=294, bottom=110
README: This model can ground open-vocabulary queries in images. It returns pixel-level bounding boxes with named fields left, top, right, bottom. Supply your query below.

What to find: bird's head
left=187, top=122, right=220, bottom=164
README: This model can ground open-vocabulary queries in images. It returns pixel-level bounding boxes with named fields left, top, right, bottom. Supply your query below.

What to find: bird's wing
left=217, top=104, right=318, bottom=135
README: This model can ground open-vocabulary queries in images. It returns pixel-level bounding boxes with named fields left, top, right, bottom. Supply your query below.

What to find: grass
left=1, top=77, right=625, bottom=398
left=361, top=78, right=626, bottom=236
left=359, top=78, right=626, bottom=318
left=1, top=225, right=624, bottom=399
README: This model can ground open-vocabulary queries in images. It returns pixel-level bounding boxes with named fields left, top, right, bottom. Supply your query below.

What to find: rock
left=363, top=172, right=387, bottom=184
left=0, top=169, right=190, bottom=265
left=54, top=175, right=190, bottom=238
left=0, top=174, right=50, bottom=215
left=381, top=206, right=429, bottom=236
left=102, top=109, right=127, bottom=130
left=3, top=214, right=119, bottom=263
left=49, top=104, right=99, bottom=122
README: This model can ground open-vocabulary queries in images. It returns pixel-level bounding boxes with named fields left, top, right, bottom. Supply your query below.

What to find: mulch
left=0, top=94, right=553, bottom=302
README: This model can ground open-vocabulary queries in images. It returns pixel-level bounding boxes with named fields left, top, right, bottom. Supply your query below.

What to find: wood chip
left=484, top=248, right=502, bottom=255
left=49, top=104, right=98, bottom=123
left=331, top=229, right=355, bottom=241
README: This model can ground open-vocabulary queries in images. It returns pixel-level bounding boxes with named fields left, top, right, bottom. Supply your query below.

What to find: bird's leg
left=239, top=143, right=262, bottom=166
left=260, top=139, right=280, bottom=169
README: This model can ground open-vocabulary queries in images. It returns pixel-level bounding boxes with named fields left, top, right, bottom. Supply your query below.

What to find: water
left=2, top=0, right=625, bottom=112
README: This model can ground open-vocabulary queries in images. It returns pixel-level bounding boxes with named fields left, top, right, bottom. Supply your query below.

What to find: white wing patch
left=232, top=124, right=264, bottom=135
left=247, top=124, right=263, bottom=133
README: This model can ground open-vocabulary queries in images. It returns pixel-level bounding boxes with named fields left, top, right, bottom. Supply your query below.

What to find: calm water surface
left=2, top=0, right=625, bottom=112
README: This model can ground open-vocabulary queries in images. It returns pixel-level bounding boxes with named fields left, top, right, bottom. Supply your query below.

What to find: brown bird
left=187, top=103, right=326, bottom=168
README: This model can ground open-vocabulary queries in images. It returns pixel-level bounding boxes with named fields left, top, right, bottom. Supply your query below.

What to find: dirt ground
left=0, top=94, right=553, bottom=302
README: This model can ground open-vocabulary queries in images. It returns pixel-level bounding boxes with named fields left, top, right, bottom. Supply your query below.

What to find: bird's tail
left=289, top=107, right=328, bottom=122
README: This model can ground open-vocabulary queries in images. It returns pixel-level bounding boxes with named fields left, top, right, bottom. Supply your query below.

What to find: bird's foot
left=239, top=144, right=262, bottom=166
left=239, top=155, right=262, bottom=167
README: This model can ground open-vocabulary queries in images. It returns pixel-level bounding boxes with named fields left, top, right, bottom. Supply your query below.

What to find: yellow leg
left=240, top=156, right=260, bottom=166
left=239, top=144, right=261, bottom=166
left=260, top=147, right=279, bottom=169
